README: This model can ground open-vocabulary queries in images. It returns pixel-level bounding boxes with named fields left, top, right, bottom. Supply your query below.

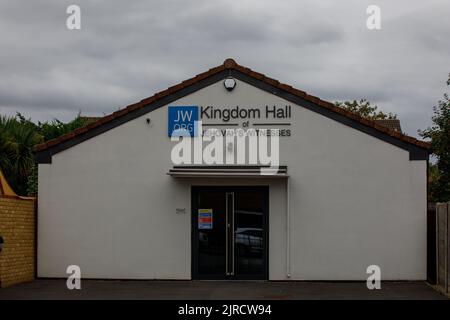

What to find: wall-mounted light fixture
left=223, top=77, right=236, bottom=91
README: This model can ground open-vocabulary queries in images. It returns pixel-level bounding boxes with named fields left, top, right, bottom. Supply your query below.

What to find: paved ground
left=0, top=280, right=447, bottom=300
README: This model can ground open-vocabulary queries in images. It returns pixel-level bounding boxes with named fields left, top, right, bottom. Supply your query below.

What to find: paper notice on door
left=198, top=209, right=213, bottom=230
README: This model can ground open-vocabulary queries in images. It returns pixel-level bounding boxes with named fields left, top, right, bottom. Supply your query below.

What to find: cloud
left=0, top=0, right=448, bottom=137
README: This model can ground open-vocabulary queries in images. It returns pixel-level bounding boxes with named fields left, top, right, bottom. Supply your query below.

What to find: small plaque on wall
left=176, top=208, right=186, bottom=214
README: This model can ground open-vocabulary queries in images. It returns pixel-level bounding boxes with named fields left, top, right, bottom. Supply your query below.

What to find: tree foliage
left=419, top=74, right=450, bottom=202
left=37, top=113, right=94, bottom=141
left=0, top=114, right=43, bottom=195
left=0, top=112, right=93, bottom=196
left=335, top=99, right=397, bottom=120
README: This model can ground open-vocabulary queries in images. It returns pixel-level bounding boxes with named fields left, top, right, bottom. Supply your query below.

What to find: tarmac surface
left=0, top=280, right=448, bottom=300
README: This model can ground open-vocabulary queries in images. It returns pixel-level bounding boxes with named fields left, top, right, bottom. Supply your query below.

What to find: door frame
left=191, top=186, right=269, bottom=280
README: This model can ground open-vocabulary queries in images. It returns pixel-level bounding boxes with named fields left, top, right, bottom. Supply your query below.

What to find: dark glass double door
left=192, top=186, right=268, bottom=280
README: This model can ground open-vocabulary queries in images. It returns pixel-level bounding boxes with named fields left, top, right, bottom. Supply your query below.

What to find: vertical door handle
left=225, top=192, right=235, bottom=276
left=231, top=192, right=235, bottom=276
left=225, top=193, right=229, bottom=276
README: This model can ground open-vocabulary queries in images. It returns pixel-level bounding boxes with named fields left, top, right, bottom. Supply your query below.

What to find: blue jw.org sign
left=168, top=106, right=199, bottom=137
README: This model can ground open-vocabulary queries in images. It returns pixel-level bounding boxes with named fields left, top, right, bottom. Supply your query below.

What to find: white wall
left=38, top=79, right=427, bottom=280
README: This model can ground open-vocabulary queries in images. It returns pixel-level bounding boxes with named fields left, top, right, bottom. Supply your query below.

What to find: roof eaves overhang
left=35, top=59, right=430, bottom=164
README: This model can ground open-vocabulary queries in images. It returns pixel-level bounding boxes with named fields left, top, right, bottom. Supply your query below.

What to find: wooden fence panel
left=436, top=202, right=449, bottom=293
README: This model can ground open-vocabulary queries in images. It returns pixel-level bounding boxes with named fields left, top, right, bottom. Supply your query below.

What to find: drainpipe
left=286, top=177, right=291, bottom=278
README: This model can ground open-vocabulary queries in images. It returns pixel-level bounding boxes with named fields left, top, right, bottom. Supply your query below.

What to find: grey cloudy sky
left=0, top=0, right=449, bottom=137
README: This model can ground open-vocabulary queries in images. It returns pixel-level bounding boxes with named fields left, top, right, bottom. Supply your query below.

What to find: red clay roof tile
left=34, top=58, right=431, bottom=152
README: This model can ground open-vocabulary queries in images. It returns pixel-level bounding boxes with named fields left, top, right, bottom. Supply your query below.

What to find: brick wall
left=0, top=196, right=36, bottom=287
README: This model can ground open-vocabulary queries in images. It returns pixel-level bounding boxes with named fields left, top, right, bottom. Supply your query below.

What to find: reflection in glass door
left=192, top=187, right=268, bottom=280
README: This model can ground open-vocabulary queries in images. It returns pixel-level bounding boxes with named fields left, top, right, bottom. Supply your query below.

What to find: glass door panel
left=196, top=190, right=227, bottom=276
left=193, top=186, right=268, bottom=280
left=234, top=191, right=265, bottom=276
